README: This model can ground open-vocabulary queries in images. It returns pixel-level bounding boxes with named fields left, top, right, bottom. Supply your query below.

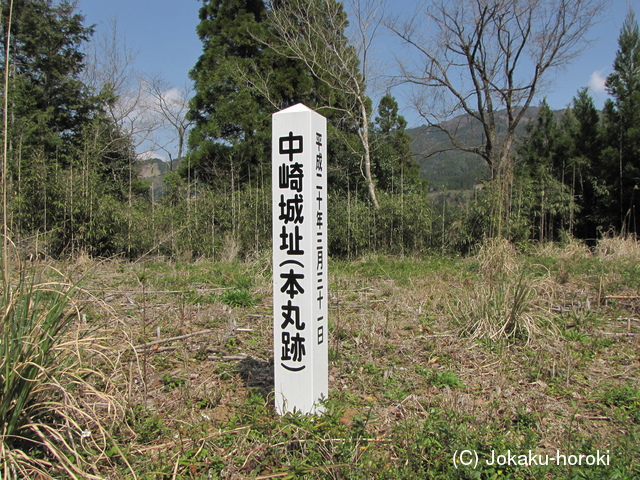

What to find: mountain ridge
left=407, top=106, right=556, bottom=191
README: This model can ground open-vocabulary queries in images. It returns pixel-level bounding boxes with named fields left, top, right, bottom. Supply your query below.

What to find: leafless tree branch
left=256, top=0, right=388, bottom=208
left=387, top=0, right=605, bottom=176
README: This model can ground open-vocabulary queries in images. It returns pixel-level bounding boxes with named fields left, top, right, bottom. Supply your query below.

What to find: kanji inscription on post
left=272, top=104, right=328, bottom=415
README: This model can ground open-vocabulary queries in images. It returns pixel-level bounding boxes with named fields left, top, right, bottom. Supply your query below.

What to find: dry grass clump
left=532, top=235, right=591, bottom=261
left=559, top=236, right=592, bottom=259
left=453, top=238, right=555, bottom=344
left=451, top=269, right=554, bottom=344
left=0, top=264, right=132, bottom=479
left=476, top=237, right=519, bottom=278
left=595, top=233, right=640, bottom=262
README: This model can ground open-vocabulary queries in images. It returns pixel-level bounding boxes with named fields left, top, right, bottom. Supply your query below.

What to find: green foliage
left=129, top=406, right=167, bottom=444
left=511, top=11, right=640, bottom=241
left=599, top=384, right=640, bottom=425
left=187, top=0, right=326, bottom=190
left=1, top=0, right=95, bottom=159
left=427, top=369, right=465, bottom=389
left=447, top=180, right=532, bottom=251
left=161, top=373, right=187, bottom=390
left=221, top=288, right=255, bottom=307
left=371, top=94, right=424, bottom=195
left=0, top=0, right=436, bottom=261
left=0, top=269, right=77, bottom=444
left=1, top=1, right=637, bottom=261
left=329, top=190, right=433, bottom=258
left=600, top=385, right=640, bottom=409
left=517, top=99, right=575, bottom=242
left=0, top=0, right=148, bottom=258
left=434, top=10, right=639, bottom=247
left=75, top=182, right=434, bottom=260
left=604, top=9, right=640, bottom=235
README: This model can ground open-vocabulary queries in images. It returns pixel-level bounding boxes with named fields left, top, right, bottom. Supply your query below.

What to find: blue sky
left=76, top=0, right=632, bottom=138
left=77, top=0, right=202, bottom=91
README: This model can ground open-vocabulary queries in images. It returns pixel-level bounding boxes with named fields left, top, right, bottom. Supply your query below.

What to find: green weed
left=428, top=369, right=465, bottom=389
left=129, top=406, right=167, bottom=444
left=161, top=373, right=186, bottom=390
left=221, top=288, right=256, bottom=307
left=600, top=385, right=640, bottom=409
left=600, top=385, right=640, bottom=423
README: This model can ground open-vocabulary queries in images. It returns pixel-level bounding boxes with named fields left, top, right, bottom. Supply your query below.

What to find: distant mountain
left=407, top=107, right=548, bottom=192
left=137, top=157, right=181, bottom=200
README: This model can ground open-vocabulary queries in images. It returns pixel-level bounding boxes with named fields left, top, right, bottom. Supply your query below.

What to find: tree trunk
left=360, top=102, right=379, bottom=209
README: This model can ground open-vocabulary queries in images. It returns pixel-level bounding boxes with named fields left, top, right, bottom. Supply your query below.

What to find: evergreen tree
left=1, top=0, right=97, bottom=235
left=371, top=94, right=422, bottom=194
left=187, top=0, right=322, bottom=190
left=604, top=8, right=640, bottom=235
left=1, top=0, right=146, bottom=256
left=569, top=88, right=607, bottom=239
left=518, top=100, right=572, bottom=241
left=2, top=0, right=95, bottom=160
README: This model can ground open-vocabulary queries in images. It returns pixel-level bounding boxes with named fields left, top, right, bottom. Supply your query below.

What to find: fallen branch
left=103, top=287, right=229, bottom=296
left=220, top=355, right=248, bottom=361
left=575, top=415, right=611, bottom=421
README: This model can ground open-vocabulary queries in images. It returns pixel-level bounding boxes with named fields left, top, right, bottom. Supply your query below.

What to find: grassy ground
left=21, top=238, right=640, bottom=478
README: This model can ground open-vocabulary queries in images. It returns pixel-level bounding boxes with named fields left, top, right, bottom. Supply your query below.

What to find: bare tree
left=388, top=0, right=605, bottom=179
left=141, top=76, right=194, bottom=166
left=83, top=19, right=161, bottom=254
left=83, top=19, right=158, bottom=152
left=265, top=0, right=386, bottom=209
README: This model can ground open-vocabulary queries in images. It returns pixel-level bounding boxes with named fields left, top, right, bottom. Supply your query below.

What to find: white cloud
left=162, top=87, right=186, bottom=104
left=137, top=150, right=168, bottom=163
left=588, top=70, right=607, bottom=94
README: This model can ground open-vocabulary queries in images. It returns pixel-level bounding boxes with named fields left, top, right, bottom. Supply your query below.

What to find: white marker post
left=272, top=104, right=328, bottom=415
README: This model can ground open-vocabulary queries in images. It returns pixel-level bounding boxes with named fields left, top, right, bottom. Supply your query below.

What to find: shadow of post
left=234, top=356, right=274, bottom=399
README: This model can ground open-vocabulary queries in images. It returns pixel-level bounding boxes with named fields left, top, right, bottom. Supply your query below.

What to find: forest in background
left=0, top=0, right=638, bottom=261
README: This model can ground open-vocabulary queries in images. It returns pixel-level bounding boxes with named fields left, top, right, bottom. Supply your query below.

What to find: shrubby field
left=2, top=237, right=639, bottom=478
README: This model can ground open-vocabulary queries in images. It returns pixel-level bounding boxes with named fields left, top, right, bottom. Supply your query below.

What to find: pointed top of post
left=273, top=103, right=314, bottom=116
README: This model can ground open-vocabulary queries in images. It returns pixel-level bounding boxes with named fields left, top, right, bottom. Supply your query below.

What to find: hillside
left=407, top=107, right=549, bottom=192
left=137, top=157, right=181, bottom=199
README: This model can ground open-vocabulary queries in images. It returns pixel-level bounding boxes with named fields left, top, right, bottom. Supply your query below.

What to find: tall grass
left=595, top=233, right=640, bottom=262
left=451, top=238, right=554, bottom=343
left=451, top=269, right=551, bottom=343
left=0, top=265, right=131, bottom=479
